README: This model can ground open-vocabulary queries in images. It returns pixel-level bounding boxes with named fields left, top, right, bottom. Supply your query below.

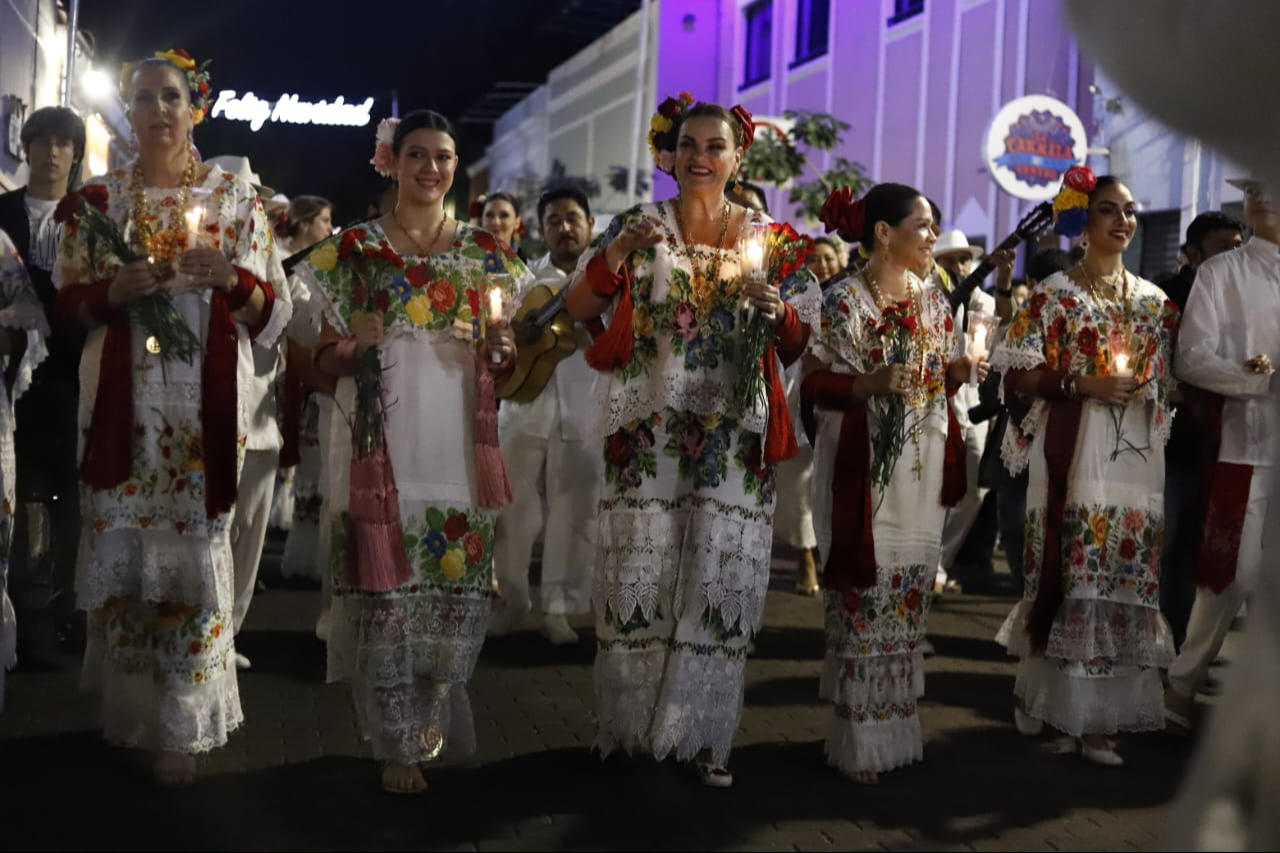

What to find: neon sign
left=211, top=90, right=375, bottom=132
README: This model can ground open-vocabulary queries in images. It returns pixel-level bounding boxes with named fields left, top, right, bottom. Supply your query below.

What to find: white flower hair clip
left=370, top=117, right=401, bottom=178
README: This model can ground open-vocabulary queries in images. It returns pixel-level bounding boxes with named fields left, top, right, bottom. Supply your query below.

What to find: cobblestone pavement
left=0, top=543, right=1196, bottom=851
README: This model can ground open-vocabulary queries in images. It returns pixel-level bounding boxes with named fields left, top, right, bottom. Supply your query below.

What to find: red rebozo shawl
left=56, top=269, right=275, bottom=518
left=800, top=370, right=966, bottom=596
left=582, top=250, right=806, bottom=465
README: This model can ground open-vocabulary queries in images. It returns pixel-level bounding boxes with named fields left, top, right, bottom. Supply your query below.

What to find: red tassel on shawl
left=475, top=347, right=514, bottom=509
left=202, top=267, right=275, bottom=518
left=1005, top=367, right=1085, bottom=651
left=582, top=253, right=634, bottom=372
left=940, top=381, right=967, bottom=507
left=346, top=443, right=414, bottom=593
left=823, top=395, right=878, bottom=594
left=760, top=304, right=808, bottom=465
left=56, top=281, right=133, bottom=490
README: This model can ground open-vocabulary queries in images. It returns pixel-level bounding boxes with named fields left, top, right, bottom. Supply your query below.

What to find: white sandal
left=695, top=760, right=734, bottom=788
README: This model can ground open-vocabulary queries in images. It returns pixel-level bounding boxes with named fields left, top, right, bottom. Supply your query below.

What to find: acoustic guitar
left=498, top=284, right=578, bottom=403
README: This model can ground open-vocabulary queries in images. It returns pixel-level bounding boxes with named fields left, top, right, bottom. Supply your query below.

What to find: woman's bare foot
left=796, top=549, right=820, bottom=596
left=153, top=751, right=196, bottom=788
left=381, top=761, right=427, bottom=794
left=843, top=768, right=879, bottom=784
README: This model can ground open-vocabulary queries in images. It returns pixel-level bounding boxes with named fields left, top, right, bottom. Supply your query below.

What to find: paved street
left=0, top=542, right=1195, bottom=851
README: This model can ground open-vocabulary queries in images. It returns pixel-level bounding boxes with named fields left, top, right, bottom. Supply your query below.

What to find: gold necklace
left=1081, top=263, right=1134, bottom=355
left=669, top=197, right=731, bottom=313
left=394, top=207, right=448, bottom=256
left=129, top=148, right=197, bottom=280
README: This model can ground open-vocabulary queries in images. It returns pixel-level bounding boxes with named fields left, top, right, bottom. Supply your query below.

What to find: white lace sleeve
left=781, top=269, right=821, bottom=330
left=0, top=233, right=49, bottom=404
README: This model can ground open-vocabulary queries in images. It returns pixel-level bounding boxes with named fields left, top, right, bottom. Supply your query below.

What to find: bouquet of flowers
left=734, top=222, right=813, bottom=412
left=338, top=228, right=415, bottom=592
left=868, top=301, right=919, bottom=503
left=54, top=186, right=200, bottom=364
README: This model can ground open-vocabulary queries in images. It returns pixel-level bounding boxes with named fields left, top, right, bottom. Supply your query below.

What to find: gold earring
left=881, top=243, right=890, bottom=264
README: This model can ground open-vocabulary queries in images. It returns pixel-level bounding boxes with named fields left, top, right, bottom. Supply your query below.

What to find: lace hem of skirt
left=593, top=644, right=747, bottom=767
left=996, top=597, right=1175, bottom=668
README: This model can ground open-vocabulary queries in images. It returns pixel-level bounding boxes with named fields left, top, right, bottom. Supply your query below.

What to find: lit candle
left=1113, top=352, right=1132, bottom=377
left=487, top=287, right=505, bottom=363
left=966, top=310, right=996, bottom=385
left=744, top=238, right=764, bottom=281
left=185, top=207, right=204, bottom=250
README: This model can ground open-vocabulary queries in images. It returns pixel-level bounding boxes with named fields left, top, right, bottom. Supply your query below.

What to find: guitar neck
left=949, top=202, right=1052, bottom=311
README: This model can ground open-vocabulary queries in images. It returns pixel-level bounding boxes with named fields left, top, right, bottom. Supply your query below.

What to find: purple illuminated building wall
left=654, top=0, right=1098, bottom=248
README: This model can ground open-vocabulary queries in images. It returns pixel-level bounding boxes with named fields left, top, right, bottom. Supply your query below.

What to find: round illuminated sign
left=984, top=95, right=1089, bottom=201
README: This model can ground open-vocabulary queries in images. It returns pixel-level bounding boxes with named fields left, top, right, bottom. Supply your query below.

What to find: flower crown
left=1052, top=164, right=1096, bottom=238
left=647, top=92, right=756, bottom=175
left=145, top=49, right=213, bottom=124
left=371, top=117, right=400, bottom=178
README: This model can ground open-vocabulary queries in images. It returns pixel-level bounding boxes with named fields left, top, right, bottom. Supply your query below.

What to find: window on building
left=793, top=0, right=830, bottom=66
left=887, top=0, right=925, bottom=26
left=742, top=0, right=773, bottom=88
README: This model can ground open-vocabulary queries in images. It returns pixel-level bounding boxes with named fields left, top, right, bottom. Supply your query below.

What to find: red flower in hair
left=820, top=186, right=865, bottom=241
left=467, top=200, right=484, bottom=221
left=730, top=104, right=755, bottom=151
left=657, top=96, right=683, bottom=118
left=1063, top=165, right=1097, bottom=193
left=198, top=81, right=210, bottom=94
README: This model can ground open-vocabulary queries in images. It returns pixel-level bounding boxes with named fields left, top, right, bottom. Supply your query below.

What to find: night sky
left=79, top=0, right=641, bottom=224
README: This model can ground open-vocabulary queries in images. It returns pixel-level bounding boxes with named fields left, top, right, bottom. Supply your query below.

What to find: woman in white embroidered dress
left=992, top=171, right=1177, bottom=766
left=0, top=230, right=49, bottom=710
left=302, top=110, right=526, bottom=795
left=805, top=183, right=980, bottom=783
left=566, top=98, right=819, bottom=787
left=54, top=53, right=287, bottom=786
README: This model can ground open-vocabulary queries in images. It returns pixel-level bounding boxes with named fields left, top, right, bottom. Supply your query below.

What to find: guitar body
left=498, top=284, right=577, bottom=403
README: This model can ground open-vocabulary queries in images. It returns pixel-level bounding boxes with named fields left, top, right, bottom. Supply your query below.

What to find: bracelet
left=1060, top=373, right=1079, bottom=400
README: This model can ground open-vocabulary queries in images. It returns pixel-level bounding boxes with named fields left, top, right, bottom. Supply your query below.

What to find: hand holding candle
left=485, top=275, right=510, bottom=364
left=1112, top=351, right=1132, bottom=377
left=966, top=310, right=997, bottom=385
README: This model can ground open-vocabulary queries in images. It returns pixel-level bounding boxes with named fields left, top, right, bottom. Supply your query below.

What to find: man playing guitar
left=489, top=188, right=601, bottom=644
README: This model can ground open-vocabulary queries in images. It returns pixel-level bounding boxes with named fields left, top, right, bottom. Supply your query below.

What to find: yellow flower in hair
left=192, top=107, right=206, bottom=125
left=651, top=114, right=673, bottom=134
left=1053, top=187, right=1089, bottom=213
left=156, top=49, right=197, bottom=70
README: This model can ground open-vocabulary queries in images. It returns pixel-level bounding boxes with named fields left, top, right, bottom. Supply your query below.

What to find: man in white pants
left=934, top=231, right=996, bottom=592
left=489, top=188, right=600, bottom=644
left=215, top=157, right=300, bottom=668
left=1166, top=177, right=1280, bottom=729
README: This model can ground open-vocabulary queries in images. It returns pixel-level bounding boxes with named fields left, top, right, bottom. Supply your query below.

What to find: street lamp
left=81, top=67, right=114, bottom=102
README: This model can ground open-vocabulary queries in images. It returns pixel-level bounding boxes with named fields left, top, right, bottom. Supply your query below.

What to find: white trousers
left=1168, top=465, right=1272, bottom=697
left=231, top=449, right=280, bottom=633
left=494, top=427, right=599, bottom=616
left=939, top=418, right=990, bottom=569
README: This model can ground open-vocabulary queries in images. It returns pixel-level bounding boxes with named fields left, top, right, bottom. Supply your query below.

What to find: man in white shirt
left=1166, top=177, right=1280, bottom=729
left=933, top=230, right=997, bottom=592
left=489, top=188, right=600, bottom=644
left=0, top=107, right=85, bottom=664
left=206, top=157, right=299, bottom=670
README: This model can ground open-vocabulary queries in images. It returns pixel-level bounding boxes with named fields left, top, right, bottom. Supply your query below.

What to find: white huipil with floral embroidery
left=808, top=273, right=956, bottom=774
left=991, top=271, right=1177, bottom=736
left=298, top=221, right=530, bottom=764
left=0, top=231, right=50, bottom=710
left=55, top=165, right=290, bottom=752
left=571, top=202, right=819, bottom=765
